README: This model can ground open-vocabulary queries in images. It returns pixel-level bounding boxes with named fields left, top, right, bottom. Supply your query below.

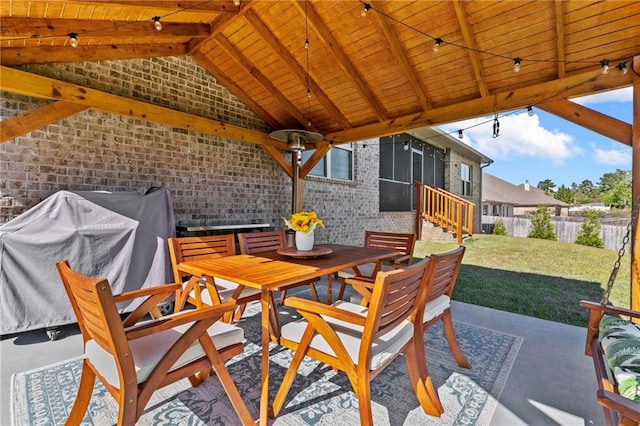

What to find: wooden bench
left=581, top=301, right=640, bottom=426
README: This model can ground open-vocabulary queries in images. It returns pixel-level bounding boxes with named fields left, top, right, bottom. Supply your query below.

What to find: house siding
left=1, top=56, right=421, bottom=245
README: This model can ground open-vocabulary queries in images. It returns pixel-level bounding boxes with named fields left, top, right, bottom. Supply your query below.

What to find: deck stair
left=415, top=182, right=475, bottom=244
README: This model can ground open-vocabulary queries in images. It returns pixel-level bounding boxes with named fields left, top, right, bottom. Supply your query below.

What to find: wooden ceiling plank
left=554, top=1, right=566, bottom=79
left=369, top=1, right=432, bottom=110
left=452, top=0, right=489, bottom=98
left=1, top=101, right=87, bottom=143
left=243, top=8, right=351, bottom=130
left=0, top=17, right=211, bottom=39
left=298, top=0, right=389, bottom=121
left=187, top=0, right=251, bottom=53
left=538, top=99, right=631, bottom=146
left=0, top=65, right=284, bottom=149
left=190, top=50, right=284, bottom=130
left=1, top=43, right=188, bottom=65
left=325, top=69, right=632, bottom=144
left=214, top=33, right=314, bottom=132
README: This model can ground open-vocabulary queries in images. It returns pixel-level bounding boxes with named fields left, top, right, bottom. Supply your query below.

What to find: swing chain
left=601, top=192, right=640, bottom=305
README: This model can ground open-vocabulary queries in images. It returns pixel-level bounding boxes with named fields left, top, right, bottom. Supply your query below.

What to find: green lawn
left=414, top=234, right=631, bottom=327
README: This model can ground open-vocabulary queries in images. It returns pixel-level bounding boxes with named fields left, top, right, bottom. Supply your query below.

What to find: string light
left=403, top=141, right=409, bottom=151
left=234, top=0, right=240, bottom=6
left=458, top=129, right=463, bottom=139
left=513, top=57, right=522, bottom=73
left=433, top=38, right=443, bottom=53
left=492, top=115, right=500, bottom=138
left=68, top=32, right=79, bottom=48
left=527, top=105, right=534, bottom=117
left=152, top=16, right=162, bottom=31
left=617, top=62, right=628, bottom=75
left=361, top=3, right=372, bottom=17
left=600, top=59, right=610, bottom=75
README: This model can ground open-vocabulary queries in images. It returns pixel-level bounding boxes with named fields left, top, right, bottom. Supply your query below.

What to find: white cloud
left=572, top=87, right=632, bottom=106
left=439, top=112, right=580, bottom=163
left=592, top=146, right=632, bottom=166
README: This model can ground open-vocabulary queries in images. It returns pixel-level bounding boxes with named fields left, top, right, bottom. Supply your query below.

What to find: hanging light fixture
left=68, top=32, right=79, bottom=48
left=152, top=16, right=162, bottom=31
left=617, top=62, right=628, bottom=75
left=458, top=129, right=463, bottom=139
left=512, top=57, right=522, bottom=73
left=233, top=0, right=240, bottom=6
left=600, top=59, right=610, bottom=75
left=492, top=115, right=500, bottom=138
left=527, top=105, right=534, bottom=117
left=361, top=3, right=372, bottom=17
left=433, top=38, right=443, bottom=53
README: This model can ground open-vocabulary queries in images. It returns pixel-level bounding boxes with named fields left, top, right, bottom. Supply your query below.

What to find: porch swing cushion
left=599, top=314, right=640, bottom=401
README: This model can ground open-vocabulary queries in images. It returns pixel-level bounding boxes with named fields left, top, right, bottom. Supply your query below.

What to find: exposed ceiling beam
left=190, top=50, right=283, bottom=130
left=538, top=99, right=632, bottom=146
left=1, top=101, right=87, bottom=143
left=369, top=1, right=432, bottom=110
left=262, top=144, right=293, bottom=178
left=452, top=1, right=489, bottom=98
left=554, top=1, right=566, bottom=79
left=325, top=69, right=633, bottom=144
left=73, top=1, right=239, bottom=13
left=214, top=33, right=315, bottom=132
left=1, top=43, right=188, bottom=65
left=0, top=18, right=211, bottom=40
left=0, top=65, right=284, bottom=149
left=297, top=0, right=389, bottom=121
left=299, top=142, right=331, bottom=179
left=242, top=8, right=351, bottom=129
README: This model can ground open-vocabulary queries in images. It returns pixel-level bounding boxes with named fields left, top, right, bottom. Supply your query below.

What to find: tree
left=492, top=217, right=508, bottom=235
left=555, top=185, right=575, bottom=204
left=575, top=210, right=604, bottom=248
left=528, top=206, right=557, bottom=240
left=537, top=179, right=556, bottom=195
left=599, top=169, right=631, bottom=208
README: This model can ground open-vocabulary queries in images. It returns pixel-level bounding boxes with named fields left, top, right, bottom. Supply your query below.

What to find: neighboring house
left=569, top=202, right=610, bottom=214
left=482, top=173, right=569, bottom=217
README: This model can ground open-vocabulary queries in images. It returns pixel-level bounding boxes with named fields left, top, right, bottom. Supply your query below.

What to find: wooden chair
left=168, top=234, right=262, bottom=322
left=422, top=246, right=471, bottom=368
left=336, top=230, right=416, bottom=301
left=237, top=230, right=319, bottom=304
left=55, top=260, right=254, bottom=426
left=270, top=258, right=444, bottom=424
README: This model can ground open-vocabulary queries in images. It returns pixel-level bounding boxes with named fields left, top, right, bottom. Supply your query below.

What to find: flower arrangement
left=284, top=211, right=324, bottom=234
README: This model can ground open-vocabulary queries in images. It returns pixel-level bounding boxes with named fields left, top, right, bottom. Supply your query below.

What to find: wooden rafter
left=538, top=99, right=632, bottom=146
left=554, top=1, right=566, bottom=79
left=214, top=33, right=315, bottom=132
left=369, top=1, right=432, bottom=110
left=299, top=142, right=331, bottom=178
left=297, top=0, right=389, bottom=121
left=1, top=44, right=188, bottom=65
left=242, top=8, right=351, bottom=130
left=452, top=1, right=489, bottom=98
left=0, top=65, right=283, bottom=149
left=262, top=144, right=293, bottom=178
left=325, top=68, right=633, bottom=145
left=1, top=101, right=87, bottom=143
left=76, top=1, right=240, bottom=13
left=0, top=18, right=211, bottom=40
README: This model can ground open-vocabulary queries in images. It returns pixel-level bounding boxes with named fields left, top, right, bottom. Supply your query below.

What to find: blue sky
left=438, top=87, right=633, bottom=189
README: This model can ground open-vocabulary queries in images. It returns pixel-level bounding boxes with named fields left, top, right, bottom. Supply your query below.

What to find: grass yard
left=414, top=234, right=631, bottom=327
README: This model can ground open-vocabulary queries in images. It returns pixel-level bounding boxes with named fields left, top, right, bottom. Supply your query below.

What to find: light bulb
left=361, top=3, right=371, bottom=17
left=458, top=129, right=463, bottom=139
left=153, top=17, right=162, bottom=31
left=305, top=38, right=309, bottom=49
left=234, top=0, right=240, bottom=6
left=403, top=141, right=409, bottom=151
left=433, top=38, right=442, bottom=53
left=307, top=88, right=311, bottom=98
left=68, top=33, right=78, bottom=48
left=600, top=59, right=609, bottom=75
left=513, top=57, right=521, bottom=73
left=617, top=63, right=628, bottom=75
left=527, top=106, right=534, bottom=117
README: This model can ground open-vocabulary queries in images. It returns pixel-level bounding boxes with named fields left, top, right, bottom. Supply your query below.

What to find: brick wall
left=1, top=56, right=410, bottom=245
left=444, top=149, right=483, bottom=232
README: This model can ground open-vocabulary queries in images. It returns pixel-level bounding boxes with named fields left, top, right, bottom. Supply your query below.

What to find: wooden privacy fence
left=482, top=215, right=629, bottom=252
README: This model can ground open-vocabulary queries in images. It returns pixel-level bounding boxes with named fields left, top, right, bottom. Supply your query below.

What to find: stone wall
left=1, top=56, right=414, bottom=245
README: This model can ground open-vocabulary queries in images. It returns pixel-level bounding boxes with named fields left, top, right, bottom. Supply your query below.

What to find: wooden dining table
left=177, top=243, right=400, bottom=425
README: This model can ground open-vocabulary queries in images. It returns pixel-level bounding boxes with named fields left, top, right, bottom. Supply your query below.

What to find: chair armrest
left=597, top=389, right=640, bottom=423
left=391, top=254, right=412, bottom=266
left=344, top=276, right=375, bottom=286
left=284, top=297, right=366, bottom=326
left=125, top=300, right=238, bottom=340
left=580, top=301, right=640, bottom=319
left=113, top=283, right=181, bottom=303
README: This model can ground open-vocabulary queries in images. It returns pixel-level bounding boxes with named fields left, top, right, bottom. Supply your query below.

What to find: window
left=461, top=163, right=472, bottom=196
left=303, top=144, right=353, bottom=180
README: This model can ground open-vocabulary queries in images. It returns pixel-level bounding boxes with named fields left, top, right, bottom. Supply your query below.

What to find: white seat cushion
left=423, top=295, right=451, bottom=323
left=85, top=319, right=244, bottom=388
left=280, top=300, right=413, bottom=370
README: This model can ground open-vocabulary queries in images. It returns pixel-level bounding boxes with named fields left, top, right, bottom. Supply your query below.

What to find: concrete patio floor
left=0, top=285, right=604, bottom=425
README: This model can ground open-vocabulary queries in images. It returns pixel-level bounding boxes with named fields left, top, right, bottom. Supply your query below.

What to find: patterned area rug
left=12, top=301, right=521, bottom=425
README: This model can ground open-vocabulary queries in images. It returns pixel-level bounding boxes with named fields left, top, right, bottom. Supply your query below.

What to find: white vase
left=295, top=231, right=314, bottom=251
